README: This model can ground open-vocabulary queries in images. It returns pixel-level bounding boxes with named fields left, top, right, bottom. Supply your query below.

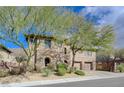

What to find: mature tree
left=65, top=15, right=115, bottom=68
left=0, top=6, right=76, bottom=70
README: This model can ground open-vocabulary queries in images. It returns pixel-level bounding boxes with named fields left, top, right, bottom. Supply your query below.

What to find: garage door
left=84, top=62, right=92, bottom=70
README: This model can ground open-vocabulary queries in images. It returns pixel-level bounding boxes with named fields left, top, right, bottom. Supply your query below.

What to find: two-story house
left=25, top=34, right=96, bottom=70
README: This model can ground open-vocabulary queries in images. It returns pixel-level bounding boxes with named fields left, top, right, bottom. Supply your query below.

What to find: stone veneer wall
left=30, top=40, right=71, bottom=69
left=0, top=49, right=16, bottom=63
left=29, top=39, right=96, bottom=70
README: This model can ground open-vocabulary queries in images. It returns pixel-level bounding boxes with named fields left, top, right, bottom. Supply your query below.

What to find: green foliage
left=42, top=68, right=52, bottom=77
left=47, top=63, right=55, bottom=71
left=95, top=25, right=115, bottom=51
left=67, top=67, right=77, bottom=73
left=117, top=64, right=124, bottom=72
left=56, top=63, right=68, bottom=76
left=75, top=70, right=85, bottom=76
left=15, top=56, right=27, bottom=63
left=57, top=67, right=66, bottom=76
left=0, top=69, right=9, bottom=77
left=57, top=63, right=68, bottom=70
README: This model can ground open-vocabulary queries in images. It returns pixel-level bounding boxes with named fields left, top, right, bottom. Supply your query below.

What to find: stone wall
left=0, top=49, right=16, bottom=63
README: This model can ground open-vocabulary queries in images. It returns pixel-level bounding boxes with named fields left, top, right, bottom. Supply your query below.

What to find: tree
left=64, top=15, right=97, bottom=67
left=0, top=6, right=76, bottom=70
left=65, top=16, right=115, bottom=68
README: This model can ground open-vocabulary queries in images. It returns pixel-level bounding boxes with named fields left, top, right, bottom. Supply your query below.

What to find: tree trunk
left=72, top=50, right=75, bottom=68
left=27, top=56, right=31, bottom=66
left=34, top=40, right=37, bottom=71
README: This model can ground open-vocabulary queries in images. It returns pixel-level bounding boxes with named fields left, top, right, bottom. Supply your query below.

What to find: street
left=35, top=77, right=124, bottom=87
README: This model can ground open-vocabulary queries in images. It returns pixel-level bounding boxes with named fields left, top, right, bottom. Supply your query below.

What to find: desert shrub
left=9, top=65, right=26, bottom=75
left=47, top=63, right=55, bottom=71
left=9, top=67, right=21, bottom=75
left=0, top=69, right=9, bottom=77
left=67, top=67, right=77, bottom=73
left=27, top=65, right=34, bottom=72
left=57, top=68, right=66, bottom=76
left=15, top=56, right=27, bottom=63
left=75, top=70, right=85, bottom=76
left=57, top=63, right=68, bottom=70
left=117, top=64, right=124, bottom=72
left=41, top=68, right=52, bottom=77
left=19, top=64, right=27, bottom=73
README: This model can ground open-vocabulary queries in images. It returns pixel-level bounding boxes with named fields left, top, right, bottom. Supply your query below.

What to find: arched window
left=44, top=57, right=50, bottom=66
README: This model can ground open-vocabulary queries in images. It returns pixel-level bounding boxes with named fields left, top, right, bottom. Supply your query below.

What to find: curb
left=1, top=74, right=124, bottom=87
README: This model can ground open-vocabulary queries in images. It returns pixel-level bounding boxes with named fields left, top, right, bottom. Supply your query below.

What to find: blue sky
left=2, top=6, right=124, bottom=49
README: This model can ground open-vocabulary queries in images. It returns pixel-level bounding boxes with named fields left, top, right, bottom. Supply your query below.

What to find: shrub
left=9, top=65, right=26, bottom=75
left=47, top=63, right=55, bottom=71
left=27, top=65, right=34, bottom=72
left=41, top=68, right=52, bottom=77
left=67, top=67, right=77, bottom=73
left=9, top=67, right=21, bottom=75
left=75, top=70, right=85, bottom=76
left=0, top=69, right=8, bottom=77
left=117, top=64, right=124, bottom=72
left=57, top=63, right=68, bottom=70
left=57, top=68, right=66, bottom=76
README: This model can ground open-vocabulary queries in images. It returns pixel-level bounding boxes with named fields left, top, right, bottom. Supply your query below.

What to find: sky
left=2, top=6, right=124, bottom=49
left=68, top=6, right=124, bottom=48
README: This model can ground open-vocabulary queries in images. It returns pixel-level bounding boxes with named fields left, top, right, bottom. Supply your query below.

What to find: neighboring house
left=23, top=35, right=96, bottom=70
left=96, top=58, right=124, bottom=72
left=0, top=44, right=16, bottom=63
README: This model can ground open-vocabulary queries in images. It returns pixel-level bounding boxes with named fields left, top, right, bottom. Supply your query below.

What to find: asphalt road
left=35, top=77, right=124, bottom=87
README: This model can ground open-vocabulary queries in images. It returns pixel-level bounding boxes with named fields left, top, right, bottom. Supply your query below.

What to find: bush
left=27, top=65, right=34, bottom=72
left=75, top=70, right=85, bottom=76
left=9, top=67, right=21, bottom=75
left=9, top=65, right=26, bottom=75
left=0, top=69, right=8, bottom=77
left=117, top=64, right=124, bottom=72
left=57, top=68, right=66, bottom=76
left=67, top=67, right=77, bottom=73
left=57, top=63, right=68, bottom=70
left=47, top=63, right=55, bottom=71
left=41, top=68, right=52, bottom=77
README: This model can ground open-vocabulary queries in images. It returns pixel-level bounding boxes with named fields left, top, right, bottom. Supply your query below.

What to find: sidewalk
left=0, top=71, right=124, bottom=87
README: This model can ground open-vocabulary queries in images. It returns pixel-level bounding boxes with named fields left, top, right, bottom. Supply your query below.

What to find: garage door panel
left=84, top=62, right=92, bottom=70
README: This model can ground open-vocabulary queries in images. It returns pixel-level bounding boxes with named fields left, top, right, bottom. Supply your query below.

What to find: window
left=85, top=51, right=92, bottom=56
left=64, top=47, right=67, bottom=54
left=45, top=57, right=50, bottom=66
left=44, top=39, right=51, bottom=48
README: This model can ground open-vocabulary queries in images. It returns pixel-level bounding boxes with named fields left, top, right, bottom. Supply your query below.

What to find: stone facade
left=30, top=38, right=96, bottom=70
left=0, top=47, right=16, bottom=63
left=0, top=37, right=96, bottom=71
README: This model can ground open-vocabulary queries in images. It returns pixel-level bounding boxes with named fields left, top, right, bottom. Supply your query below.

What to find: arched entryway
left=44, top=57, right=50, bottom=66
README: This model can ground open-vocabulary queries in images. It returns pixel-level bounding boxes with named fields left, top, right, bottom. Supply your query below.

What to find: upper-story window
left=44, top=39, right=51, bottom=48
left=64, top=47, right=67, bottom=54
left=85, top=51, right=92, bottom=56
